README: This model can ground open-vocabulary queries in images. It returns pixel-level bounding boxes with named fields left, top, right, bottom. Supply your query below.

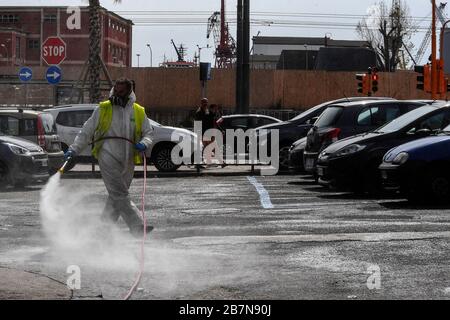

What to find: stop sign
left=42, top=37, right=67, bottom=65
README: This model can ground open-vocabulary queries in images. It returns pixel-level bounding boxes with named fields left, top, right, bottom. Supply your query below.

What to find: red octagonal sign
left=42, top=37, right=67, bottom=65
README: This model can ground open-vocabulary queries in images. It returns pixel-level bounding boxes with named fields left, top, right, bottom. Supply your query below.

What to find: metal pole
left=24, top=84, right=28, bottom=107
left=137, top=53, right=141, bottom=67
left=236, top=0, right=243, bottom=114
left=147, top=44, right=152, bottom=67
left=440, top=20, right=450, bottom=99
left=242, top=0, right=250, bottom=114
left=305, top=44, right=308, bottom=70
left=432, top=0, right=438, bottom=99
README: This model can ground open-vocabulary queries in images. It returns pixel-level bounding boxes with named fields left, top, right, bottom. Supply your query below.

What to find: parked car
left=255, top=97, right=394, bottom=170
left=0, top=134, right=49, bottom=187
left=315, top=102, right=450, bottom=191
left=288, top=137, right=307, bottom=172
left=216, top=114, right=281, bottom=132
left=0, top=108, right=64, bottom=173
left=379, top=126, right=450, bottom=202
left=216, top=114, right=281, bottom=159
left=45, top=104, right=198, bottom=172
left=303, top=100, right=428, bottom=177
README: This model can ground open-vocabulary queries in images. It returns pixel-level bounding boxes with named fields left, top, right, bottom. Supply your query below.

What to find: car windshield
left=40, top=113, right=57, bottom=134
left=315, top=106, right=344, bottom=128
left=375, top=106, right=436, bottom=133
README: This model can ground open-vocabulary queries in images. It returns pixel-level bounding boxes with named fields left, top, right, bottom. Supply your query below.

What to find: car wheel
left=279, top=146, right=291, bottom=171
left=430, top=174, right=450, bottom=203
left=0, top=161, right=8, bottom=187
left=152, top=144, right=181, bottom=172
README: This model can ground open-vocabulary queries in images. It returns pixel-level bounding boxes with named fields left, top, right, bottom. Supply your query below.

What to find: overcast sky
left=7, top=0, right=442, bottom=67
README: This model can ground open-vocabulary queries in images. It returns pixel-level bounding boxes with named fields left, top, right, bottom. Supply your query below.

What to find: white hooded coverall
left=69, top=92, right=153, bottom=230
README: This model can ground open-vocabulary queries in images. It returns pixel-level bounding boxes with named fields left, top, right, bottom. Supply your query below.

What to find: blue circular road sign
left=19, top=67, right=33, bottom=82
left=46, top=65, right=62, bottom=85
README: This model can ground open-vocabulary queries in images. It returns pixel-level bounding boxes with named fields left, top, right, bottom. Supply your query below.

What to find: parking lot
left=1, top=167, right=450, bottom=300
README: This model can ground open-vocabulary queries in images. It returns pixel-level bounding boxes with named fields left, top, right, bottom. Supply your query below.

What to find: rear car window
left=21, top=118, right=36, bottom=136
left=40, top=113, right=57, bottom=134
left=56, top=110, right=93, bottom=128
left=229, top=117, right=248, bottom=129
left=315, top=107, right=343, bottom=128
left=0, top=115, right=19, bottom=136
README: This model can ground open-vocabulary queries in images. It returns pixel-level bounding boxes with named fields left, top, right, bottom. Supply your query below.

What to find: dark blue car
left=379, top=128, right=450, bottom=202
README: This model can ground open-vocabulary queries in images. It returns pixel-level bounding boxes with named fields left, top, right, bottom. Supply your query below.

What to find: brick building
left=0, top=6, right=132, bottom=67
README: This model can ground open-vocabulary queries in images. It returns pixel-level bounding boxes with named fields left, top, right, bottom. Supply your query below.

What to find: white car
left=45, top=104, right=198, bottom=172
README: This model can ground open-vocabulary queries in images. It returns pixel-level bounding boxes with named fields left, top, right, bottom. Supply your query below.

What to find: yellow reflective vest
left=92, top=100, right=146, bottom=165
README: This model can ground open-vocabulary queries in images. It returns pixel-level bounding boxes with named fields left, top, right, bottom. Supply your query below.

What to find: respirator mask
left=110, top=85, right=131, bottom=107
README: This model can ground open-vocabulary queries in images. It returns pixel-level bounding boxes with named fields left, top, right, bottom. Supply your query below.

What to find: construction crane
left=171, top=39, right=187, bottom=62
left=414, top=2, right=448, bottom=65
left=207, top=0, right=237, bottom=68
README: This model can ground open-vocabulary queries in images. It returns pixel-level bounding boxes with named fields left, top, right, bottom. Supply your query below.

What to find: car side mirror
left=415, top=128, right=432, bottom=137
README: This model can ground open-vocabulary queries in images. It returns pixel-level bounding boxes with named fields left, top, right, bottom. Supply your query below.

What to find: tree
left=88, top=0, right=121, bottom=103
left=357, top=0, right=416, bottom=72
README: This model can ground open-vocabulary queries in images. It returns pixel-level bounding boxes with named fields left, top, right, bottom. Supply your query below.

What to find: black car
left=379, top=129, right=450, bottom=202
left=216, top=114, right=281, bottom=132
left=288, top=137, right=307, bottom=172
left=316, top=103, right=450, bottom=191
left=303, top=100, right=428, bottom=176
left=0, top=134, right=49, bottom=187
left=256, top=97, right=394, bottom=170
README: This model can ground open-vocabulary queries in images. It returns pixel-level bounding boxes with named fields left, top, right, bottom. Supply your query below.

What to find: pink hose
left=123, top=153, right=147, bottom=300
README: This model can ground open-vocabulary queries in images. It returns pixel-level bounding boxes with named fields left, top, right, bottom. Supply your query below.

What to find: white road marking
left=247, top=176, right=274, bottom=209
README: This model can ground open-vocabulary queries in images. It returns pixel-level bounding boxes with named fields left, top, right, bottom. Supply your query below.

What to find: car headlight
left=392, top=152, right=409, bottom=165
left=333, top=144, right=366, bottom=158
left=6, top=143, right=31, bottom=156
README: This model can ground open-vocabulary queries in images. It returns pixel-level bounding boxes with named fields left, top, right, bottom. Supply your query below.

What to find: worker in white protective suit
left=65, top=78, right=154, bottom=237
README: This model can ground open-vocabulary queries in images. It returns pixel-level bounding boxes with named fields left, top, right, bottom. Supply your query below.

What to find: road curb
left=0, top=266, right=71, bottom=300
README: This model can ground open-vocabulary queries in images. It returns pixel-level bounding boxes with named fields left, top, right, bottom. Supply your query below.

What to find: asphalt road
left=1, top=168, right=450, bottom=300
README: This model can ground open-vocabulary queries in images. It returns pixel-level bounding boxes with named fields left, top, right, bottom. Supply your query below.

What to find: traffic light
left=415, top=64, right=431, bottom=92
left=356, top=73, right=369, bottom=95
left=371, top=72, right=379, bottom=93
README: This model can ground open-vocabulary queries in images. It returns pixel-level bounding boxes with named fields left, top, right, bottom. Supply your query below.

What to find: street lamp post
left=136, top=53, right=141, bottom=67
left=1, top=44, right=8, bottom=66
left=196, top=44, right=210, bottom=64
left=146, top=44, right=152, bottom=67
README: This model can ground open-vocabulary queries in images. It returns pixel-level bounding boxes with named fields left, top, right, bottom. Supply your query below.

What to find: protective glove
left=64, top=150, right=75, bottom=161
left=135, top=142, right=147, bottom=152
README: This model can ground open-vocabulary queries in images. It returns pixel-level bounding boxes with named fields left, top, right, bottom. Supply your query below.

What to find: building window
left=44, top=14, right=57, bottom=23
left=28, top=39, right=40, bottom=49
left=0, top=14, right=18, bottom=23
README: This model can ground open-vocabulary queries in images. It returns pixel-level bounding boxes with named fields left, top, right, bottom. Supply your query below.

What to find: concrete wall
left=0, top=66, right=438, bottom=111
